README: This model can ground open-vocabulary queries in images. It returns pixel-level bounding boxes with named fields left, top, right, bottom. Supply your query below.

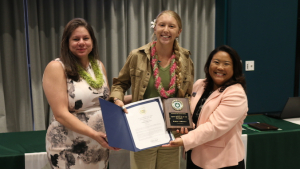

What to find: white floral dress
left=46, top=58, right=109, bottom=169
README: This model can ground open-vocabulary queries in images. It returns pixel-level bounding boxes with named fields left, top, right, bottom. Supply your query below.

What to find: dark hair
left=204, top=45, right=246, bottom=92
left=60, top=18, right=99, bottom=81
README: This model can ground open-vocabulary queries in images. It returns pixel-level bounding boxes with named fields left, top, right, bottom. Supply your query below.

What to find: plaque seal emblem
left=171, top=100, right=183, bottom=111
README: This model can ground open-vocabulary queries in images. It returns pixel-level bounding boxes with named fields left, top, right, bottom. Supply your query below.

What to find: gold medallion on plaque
left=171, top=100, right=183, bottom=111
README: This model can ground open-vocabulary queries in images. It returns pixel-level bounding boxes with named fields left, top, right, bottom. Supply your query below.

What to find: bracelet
left=114, top=98, right=120, bottom=103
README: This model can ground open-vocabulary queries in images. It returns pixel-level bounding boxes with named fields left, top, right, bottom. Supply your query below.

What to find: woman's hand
left=162, top=137, right=184, bottom=147
left=163, top=127, right=188, bottom=147
left=92, top=131, right=120, bottom=151
left=114, top=97, right=128, bottom=113
left=176, top=127, right=189, bottom=134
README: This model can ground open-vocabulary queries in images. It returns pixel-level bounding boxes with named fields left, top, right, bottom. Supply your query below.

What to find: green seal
left=171, top=100, right=183, bottom=111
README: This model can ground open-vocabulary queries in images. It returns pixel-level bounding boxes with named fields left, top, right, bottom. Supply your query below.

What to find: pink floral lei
left=150, top=41, right=176, bottom=98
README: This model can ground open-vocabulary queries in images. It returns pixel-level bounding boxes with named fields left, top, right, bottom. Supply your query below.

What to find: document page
left=125, top=98, right=172, bottom=150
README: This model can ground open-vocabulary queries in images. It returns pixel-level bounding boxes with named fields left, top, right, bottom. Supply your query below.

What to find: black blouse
left=192, top=90, right=213, bottom=125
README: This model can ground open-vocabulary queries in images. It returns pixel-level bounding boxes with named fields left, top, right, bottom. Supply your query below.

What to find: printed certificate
left=125, top=97, right=173, bottom=149
left=99, top=97, right=174, bottom=152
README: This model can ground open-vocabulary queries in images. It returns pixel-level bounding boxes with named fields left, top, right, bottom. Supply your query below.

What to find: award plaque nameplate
left=162, top=98, right=193, bottom=131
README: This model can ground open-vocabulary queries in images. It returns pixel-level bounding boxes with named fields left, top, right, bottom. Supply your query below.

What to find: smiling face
left=154, top=13, right=182, bottom=46
left=209, top=51, right=234, bottom=90
left=69, top=26, right=93, bottom=59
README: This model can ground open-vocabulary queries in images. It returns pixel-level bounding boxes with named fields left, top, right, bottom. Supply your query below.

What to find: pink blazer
left=181, top=79, right=248, bottom=169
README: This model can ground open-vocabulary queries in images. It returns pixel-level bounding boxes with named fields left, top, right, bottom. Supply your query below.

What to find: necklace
left=150, top=41, right=176, bottom=98
left=77, top=56, right=104, bottom=89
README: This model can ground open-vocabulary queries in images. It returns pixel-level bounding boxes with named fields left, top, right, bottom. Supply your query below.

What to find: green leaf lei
left=77, top=56, right=104, bottom=89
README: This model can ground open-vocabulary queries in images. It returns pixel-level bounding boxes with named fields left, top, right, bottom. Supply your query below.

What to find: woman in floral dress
left=43, top=18, right=118, bottom=169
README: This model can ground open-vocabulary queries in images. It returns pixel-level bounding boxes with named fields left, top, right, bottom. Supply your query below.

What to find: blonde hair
left=151, top=10, right=182, bottom=89
left=151, top=10, right=182, bottom=41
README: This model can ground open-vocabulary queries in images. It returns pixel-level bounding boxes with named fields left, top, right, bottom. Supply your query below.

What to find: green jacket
left=110, top=42, right=194, bottom=102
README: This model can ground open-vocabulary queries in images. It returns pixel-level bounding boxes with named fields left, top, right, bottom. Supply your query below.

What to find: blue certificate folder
left=99, top=97, right=174, bottom=152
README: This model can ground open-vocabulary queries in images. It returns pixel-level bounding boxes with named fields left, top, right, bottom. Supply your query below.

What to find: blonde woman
left=110, top=10, right=194, bottom=169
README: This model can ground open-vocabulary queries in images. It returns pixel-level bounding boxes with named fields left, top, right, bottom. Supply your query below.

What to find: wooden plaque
left=162, top=98, right=193, bottom=131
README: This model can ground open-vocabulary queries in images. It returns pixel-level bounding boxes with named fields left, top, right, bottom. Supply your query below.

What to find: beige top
left=110, top=42, right=194, bottom=102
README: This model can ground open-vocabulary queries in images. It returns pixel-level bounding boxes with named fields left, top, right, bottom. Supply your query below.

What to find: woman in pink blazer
left=163, top=45, right=248, bottom=169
